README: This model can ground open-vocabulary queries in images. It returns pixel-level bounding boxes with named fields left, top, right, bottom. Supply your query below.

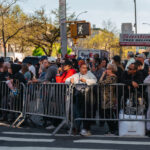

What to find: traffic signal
left=70, top=24, right=77, bottom=38
left=70, top=22, right=91, bottom=38
left=77, top=22, right=91, bottom=37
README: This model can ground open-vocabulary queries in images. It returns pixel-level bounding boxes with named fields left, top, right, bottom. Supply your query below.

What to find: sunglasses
left=128, top=67, right=135, bottom=71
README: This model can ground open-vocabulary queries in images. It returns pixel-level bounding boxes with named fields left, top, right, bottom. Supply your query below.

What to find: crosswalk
left=74, top=139, right=150, bottom=145
left=0, top=130, right=150, bottom=150
left=0, top=137, right=55, bottom=142
left=0, top=148, right=114, bottom=150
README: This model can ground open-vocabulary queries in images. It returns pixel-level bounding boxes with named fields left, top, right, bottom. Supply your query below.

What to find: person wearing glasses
left=121, top=63, right=144, bottom=114
left=122, top=63, right=143, bottom=89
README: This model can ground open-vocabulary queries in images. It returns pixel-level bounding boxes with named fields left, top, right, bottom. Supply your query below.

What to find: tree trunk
left=48, top=45, right=53, bottom=56
left=1, top=14, right=7, bottom=57
left=41, top=47, right=48, bottom=56
left=3, top=42, right=7, bottom=58
left=48, top=49, right=52, bottom=57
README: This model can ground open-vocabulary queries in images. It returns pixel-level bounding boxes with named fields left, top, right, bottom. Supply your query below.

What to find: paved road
left=0, top=123, right=150, bottom=150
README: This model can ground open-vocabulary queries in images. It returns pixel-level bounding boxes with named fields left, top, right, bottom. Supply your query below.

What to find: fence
left=71, top=83, right=148, bottom=121
left=24, top=83, right=72, bottom=134
left=0, top=81, right=26, bottom=127
left=0, top=81, right=150, bottom=135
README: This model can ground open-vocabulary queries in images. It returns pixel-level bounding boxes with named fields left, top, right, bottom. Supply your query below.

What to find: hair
left=135, top=60, right=143, bottom=67
left=80, top=63, right=87, bottom=68
left=0, top=63, right=3, bottom=68
left=107, top=63, right=118, bottom=73
left=131, top=63, right=138, bottom=70
left=113, top=55, right=121, bottom=64
left=72, top=59, right=78, bottom=70
left=128, top=52, right=134, bottom=58
left=102, top=58, right=108, bottom=67
left=86, top=58, right=90, bottom=62
left=22, top=64, right=29, bottom=74
left=78, top=60, right=85, bottom=67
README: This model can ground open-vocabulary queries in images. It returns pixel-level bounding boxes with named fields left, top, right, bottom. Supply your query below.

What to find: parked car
left=0, top=57, right=13, bottom=62
left=22, top=56, right=41, bottom=65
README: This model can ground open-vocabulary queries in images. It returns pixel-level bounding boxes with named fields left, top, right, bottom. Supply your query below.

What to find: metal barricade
left=70, top=83, right=150, bottom=134
left=1, top=81, right=150, bottom=135
left=0, top=81, right=26, bottom=127
left=24, top=83, right=72, bottom=135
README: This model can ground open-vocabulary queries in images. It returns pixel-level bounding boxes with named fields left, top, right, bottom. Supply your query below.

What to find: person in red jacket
left=56, top=60, right=76, bottom=83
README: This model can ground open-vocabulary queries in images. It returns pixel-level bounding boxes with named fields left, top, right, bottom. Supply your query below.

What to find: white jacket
left=65, top=71, right=97, bottom=86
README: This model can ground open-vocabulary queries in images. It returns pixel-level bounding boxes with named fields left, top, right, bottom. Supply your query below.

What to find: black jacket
left=0, top=71, right=9, bottom=81
left=10, top=64, right=26, bottom=84
left=142, top=64, right=149, bottom=80
left=121, top=71, right=144, bottom=86
left=116, top=66, right=124, bottom=83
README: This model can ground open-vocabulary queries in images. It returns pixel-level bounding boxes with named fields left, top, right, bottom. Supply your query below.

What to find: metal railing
left=1, top=81, right=150, bottom=135
left=0, top=81, right=26, bottom=127
left=71, top=83, right=149, bottom=122
left=24, top=83, right=71, bottom=134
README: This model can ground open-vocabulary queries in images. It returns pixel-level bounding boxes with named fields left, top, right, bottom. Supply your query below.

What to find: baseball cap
left=48, top=57, right=56, bottom=63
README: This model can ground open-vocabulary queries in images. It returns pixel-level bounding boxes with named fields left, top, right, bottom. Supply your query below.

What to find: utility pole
left=134, top=0, right=137, bottom=34
left=59, top=0, right=67, bottom=58
left=134, top=0, right=139, bottom=53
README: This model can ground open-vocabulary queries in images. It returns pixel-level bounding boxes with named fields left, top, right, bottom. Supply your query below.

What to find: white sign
left=120, top=34, right=150, bottom=46
left=121, top=23, right=133, bottom=34
left=78, top=49, right=109, bottom=59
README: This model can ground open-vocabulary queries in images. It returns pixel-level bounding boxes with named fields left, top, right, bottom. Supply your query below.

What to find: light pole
left=134, top=0, right=137, bottom=34
left=143, top=23, right=150, bottom=26
left=59, top=0, right=67, bottom=58
left=75, top=11, right=88, bottom=21
left=133, top=0, right=139, bottom=53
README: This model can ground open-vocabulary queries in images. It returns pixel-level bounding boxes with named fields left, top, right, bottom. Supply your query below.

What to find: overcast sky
left=18, top=0, right=150, bottom=33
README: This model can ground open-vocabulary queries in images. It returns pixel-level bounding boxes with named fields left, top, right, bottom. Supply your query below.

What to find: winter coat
left=99, top=75, right=117, bottom=109
left=65, top=71, right=97, bottom=86
left=56, top=69, right=76, bottom=83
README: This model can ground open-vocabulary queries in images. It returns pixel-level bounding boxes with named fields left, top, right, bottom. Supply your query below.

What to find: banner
left=120, top=34, right=150, bottom=46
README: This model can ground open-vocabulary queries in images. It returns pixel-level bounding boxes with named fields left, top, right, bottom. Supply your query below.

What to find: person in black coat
left=0, top=62, right=11, bottom=81
left=121, top=63, right=144, bottom=107
left=122, top=63, right=143, bottom=87
left=8, top=64, right=26, bottom=84
left=112, top=55, right=124, bottom=83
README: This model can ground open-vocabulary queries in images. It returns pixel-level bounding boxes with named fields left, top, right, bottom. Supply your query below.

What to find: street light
left=134, top=0, right=137, bottom=34
left=133, top=0, right=139, bottom=53
left=143, top=23, right=150, bottom=26
left=75, top=11, right=88, bottom=21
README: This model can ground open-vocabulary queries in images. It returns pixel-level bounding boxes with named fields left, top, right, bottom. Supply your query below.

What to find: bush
left=32, top=47, right=45, bottom=56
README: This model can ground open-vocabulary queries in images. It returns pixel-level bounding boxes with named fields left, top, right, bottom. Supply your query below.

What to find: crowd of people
left=0, top=51, right=150, bottom=136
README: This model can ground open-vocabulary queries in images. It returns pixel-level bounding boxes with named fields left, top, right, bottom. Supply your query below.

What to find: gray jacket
left=45, top=64, right=58, bottom=82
